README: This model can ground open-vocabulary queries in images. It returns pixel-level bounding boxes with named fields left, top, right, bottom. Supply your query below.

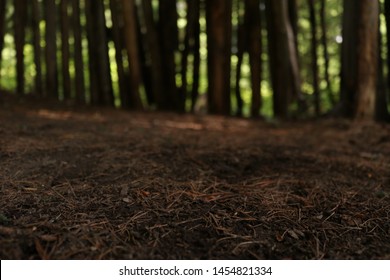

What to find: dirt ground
left=0, top=95, right=389, bottom=259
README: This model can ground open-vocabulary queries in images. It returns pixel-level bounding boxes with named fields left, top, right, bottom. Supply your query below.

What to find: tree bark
left=320, top=0, right=335, bottom=106
left=234, top=22, right=244, bottom=117
left=85, top=0, right=98, bottom=104
left=139, top=0, right=166, bottom=109
left=245, top=0, right=262, bottom=118
left=206, top=0, right=232, bottom=115
left=266, top=0, right=301, bottom=118
left=135, top=9, right=153, bottom=105
left=71, top=0, right=85, bottom=104
left=340, top=0, right=358, bottom=117
left=181, top=0, right=200, bottom=112
left=308, top=0, right=320, bottom=115
left=288, top=0, right=299, bottom=57
left=14, top=0, right=27, bottom=95
left=110, top=0, right=127, bottom=108
left=159, top=0, right=180, bottom=110
left=44, top=0, right=58, bottom=98
left=384, top=0, right=390, bottom=106
left=121, top=0, right=143, bottom=109
left=191, top=32, right=201, bottom=113
left=31, top=0, right=43, bottom=96
left=0, top=0, right=7, bottom=78
left=60, top=0, right=71, bottom=100
left=376, top=22, right=389, bottom=121
left=85, top=0, right=114, bottom=106
left=354, top=0, right=378, bottom=120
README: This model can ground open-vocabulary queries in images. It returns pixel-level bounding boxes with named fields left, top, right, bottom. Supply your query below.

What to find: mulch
left=0, top=95, right=389, bottom=259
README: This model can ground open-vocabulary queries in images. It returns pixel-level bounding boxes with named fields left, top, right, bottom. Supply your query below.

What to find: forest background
left=0, top=0, right=389, bottom=121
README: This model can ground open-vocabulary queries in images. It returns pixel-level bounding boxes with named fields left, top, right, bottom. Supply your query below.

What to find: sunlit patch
left=37, top=109, right=73, bottom=120
left=153, top=120, right=204, bottom=130
left=35, top=109, right=106, bottom=122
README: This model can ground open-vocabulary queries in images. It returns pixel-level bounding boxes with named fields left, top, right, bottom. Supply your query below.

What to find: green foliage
left=297, top=0, right=343, bottom=113
left=0, top=34, right=16, bottom=90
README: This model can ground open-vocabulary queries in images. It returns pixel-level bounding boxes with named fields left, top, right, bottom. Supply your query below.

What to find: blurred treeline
left=0, top=0, right=389, bottom=121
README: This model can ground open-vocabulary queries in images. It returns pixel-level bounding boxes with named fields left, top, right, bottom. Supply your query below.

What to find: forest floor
left=0, top=94, right=390, bottom=260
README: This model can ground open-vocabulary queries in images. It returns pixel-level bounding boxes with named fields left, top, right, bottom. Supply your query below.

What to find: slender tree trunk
left=245, top=0, right=262, bottom=118
left=191, top=21, right=201, bottom=113
left=135, top=9, right=153, bottom=105
left=44, top=0, right=58, bottom=98
left=340, top=0, right=358, bottom=117
left=95, top=0, right=114, bottom=106
left=377, top=21, right=389, bottom=121
left=286, top=5, right=302, bottom=106
left=206, top=0, right=232, bottom=115
left=85, top=0, right=98, bottom=104
left=159, top=0, right=180, bottom=110
left=85, top=0, right=114, bottom=106
left=320, top=0, right=335, bottom=106
left=354, top=0, right=379, bottom=120
left=121, top=0, right=143, bottom=109
left=71, top=0, right=85, bottom=104
left=60, top=0, right=71, bottom=100
left=0, top=0, right=7, bottom=79
left=140, top=0, right=166, bottom=109
left=384, top=0, right=390, bottom=105
left=14, top=0, right=27, bottom=95
left=181, top=0, right=201, bottom=112
left=288, top=0, right=299, bottom=58
left=234, top=22, right=244, bottom=117
left=110, top=0, right=127, bottom=107
left=235, top=0, right=245, bottom=117
left=308, top=0, right=320, bottom=115
left=32, top=0, right=43, bottom=96
left=266, top=0, right=287, bottom=118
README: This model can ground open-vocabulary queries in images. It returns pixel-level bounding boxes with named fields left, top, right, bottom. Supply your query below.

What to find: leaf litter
left=0, top=97, right=389, bottom=259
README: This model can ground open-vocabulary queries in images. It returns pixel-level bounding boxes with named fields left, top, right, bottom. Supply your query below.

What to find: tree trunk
left=206, top=0, right=232, bottom=115
left=140, top=0, right=166, bottom=109
left=266, top=0, right=301, bottom=118
left=44, top=0, right=58, bottom=98
left=288, top=0, right=299, bottom=57
left=110, top=0, right=128, bottom=108
left=234, top=22, right=244, bottom=117
left=14, top=0, right=27, bottom=95
left=384, top=0, right=390, bottom=106
left=121, top=0, right=143, bottom=109
left=181, top=0, right=200, bottom=112
left=191, top=23, right=201, bottom=113
left=354, top=0, right=378, bottom=120
left=71, top=0, right=86, bottom=104
left=376, top=22, right=389, bottom=121
left=94, top=0, right=114, bottom=106
left=85, top=0, right=114, bottom=106
left=31, top=0, right=43, bottom=96
left=320, top=0, right=335, bottom=106
left=235, top=0, right=245, bottom=117
left=245, top=0, right=262, bottom=118
left=308, top=0, right=320, bottom=115
left=0, top=0, right=7, bottom=78
left=135, top=9, right=153, bottom=106
left=159, top=0, right=180, bottom=110
left=340, top=0, right=358, bottom=117
left=85, top=0, right=98, bottom=104
left=60, top=0, right=71, bottom=100
left=286, top=3, right=302, bottom=107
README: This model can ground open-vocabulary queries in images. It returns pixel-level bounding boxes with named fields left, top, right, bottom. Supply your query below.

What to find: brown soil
left=1, top=95, right=389, bottom=259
